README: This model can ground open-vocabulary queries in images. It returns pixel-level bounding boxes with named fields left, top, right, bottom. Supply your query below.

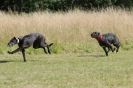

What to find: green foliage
left=0, top=0, right=133, bottom=12
left=51, top=42, right=64, bottom=54
left=121, top=41, right=133, bottom=51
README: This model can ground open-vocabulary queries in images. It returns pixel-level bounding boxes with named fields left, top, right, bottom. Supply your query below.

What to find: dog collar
left=16, top=38, right=19, bottom=43
left=96, top=35, right=103, bottom=41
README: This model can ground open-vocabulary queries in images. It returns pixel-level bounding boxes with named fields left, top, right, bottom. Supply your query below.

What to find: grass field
left=0, top=9, right=133, bottom=88
left=0, top=49, right=133, bottom=88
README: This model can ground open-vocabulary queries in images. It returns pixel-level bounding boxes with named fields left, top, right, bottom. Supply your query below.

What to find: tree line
left=0, top=0, right=133, bottom=12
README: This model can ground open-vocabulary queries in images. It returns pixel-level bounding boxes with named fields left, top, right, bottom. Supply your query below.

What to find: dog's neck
left=16, top=36, right=23, bottom=44
left=96, top=35, right=103, bottom=41
left=16, top=38, right=20, bottom=44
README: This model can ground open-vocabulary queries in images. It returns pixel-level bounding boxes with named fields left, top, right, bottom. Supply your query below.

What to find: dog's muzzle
left=91, top=33, right=95, bottom=38
left=7, top=43, right=13, bottom=47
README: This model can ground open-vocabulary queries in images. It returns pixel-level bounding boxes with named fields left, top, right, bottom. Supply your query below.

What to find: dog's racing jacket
left=96, top=35, right=111, bottom=46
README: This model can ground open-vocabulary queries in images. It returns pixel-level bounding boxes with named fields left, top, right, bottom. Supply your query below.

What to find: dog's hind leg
left=46, top=46, right=51, bottom=54
left=107, top=44, right=115, bottom=52
left=113, top=43, right=120, bottom=53
left=42, top=42, right=52, bottom=54
left=43, top=47, right=48, bottom=54
left=47, top=43, right=53, bottom=54
left=107, top=47, right=111, bottom=53
left=22, top=49, right=26, bottom=62
left=116, top=47, right=119, bottom=53
left=46, top=43, right=53, bottom=54
left=40, top=41, right=53, bottom=54
left=116, top=45, right=120, bottom=53
left=40, top=42, right=48, bottom=54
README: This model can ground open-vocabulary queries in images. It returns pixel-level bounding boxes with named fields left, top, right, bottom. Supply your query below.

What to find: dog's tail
left=48, top=43, right=53, bottom=47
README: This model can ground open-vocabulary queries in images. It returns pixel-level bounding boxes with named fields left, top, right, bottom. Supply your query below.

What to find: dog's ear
left=13, top=37, right=16, bottom=39
left=14, top=37, right=19, bottom=43
left=14, top=37, right=19, bottom=40
left=13, top=37, right=19, bottom=43
left=97, top=32, right=100, bottom=35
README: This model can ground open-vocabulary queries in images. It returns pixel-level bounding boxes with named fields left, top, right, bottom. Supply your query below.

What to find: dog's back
left=18, top=33, right=46, bottom=48
left=103, top=33, right=120, bottom=46
left=23, top=33, right=45, bottom=41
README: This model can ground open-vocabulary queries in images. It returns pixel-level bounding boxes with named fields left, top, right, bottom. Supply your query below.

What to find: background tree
left=0, top=0, right=133, bottom=12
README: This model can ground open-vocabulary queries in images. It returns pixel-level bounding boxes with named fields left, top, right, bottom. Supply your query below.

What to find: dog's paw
left=7, top=51, right=13, bottom=54
left=112, top=48, right=116, bottom=52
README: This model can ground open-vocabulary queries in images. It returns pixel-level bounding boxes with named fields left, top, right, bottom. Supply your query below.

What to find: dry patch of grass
left=0, top=8, right=133, bottom=53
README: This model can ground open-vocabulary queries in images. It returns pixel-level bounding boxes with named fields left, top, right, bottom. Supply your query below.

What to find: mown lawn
left=0, top=50, right=133, bottom=88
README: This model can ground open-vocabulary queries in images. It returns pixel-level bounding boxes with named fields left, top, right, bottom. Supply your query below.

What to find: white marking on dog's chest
left=16, top=38, right=20, bottom=43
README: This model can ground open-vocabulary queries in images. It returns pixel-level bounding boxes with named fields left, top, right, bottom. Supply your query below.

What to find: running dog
left=91, top=32, right=120, bottom=56
left=8, top=33, right=53, bottom=62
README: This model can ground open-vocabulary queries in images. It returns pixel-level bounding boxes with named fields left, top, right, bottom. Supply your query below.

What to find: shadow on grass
left=78, top=54, right=105, bottom=58
left=0, top=60, right=25, bottom=63
left=89, top=54, right=105, bottom=58
left=0, top=60, right=12, bottom=63
left=0, top=59, right=42, bottom=63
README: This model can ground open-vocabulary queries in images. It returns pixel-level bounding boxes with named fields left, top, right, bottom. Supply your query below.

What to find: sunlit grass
left=0, top=50, right=133, bottom=88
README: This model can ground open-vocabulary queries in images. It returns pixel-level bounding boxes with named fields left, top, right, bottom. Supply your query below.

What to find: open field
left=0, top=8, right=133, bottom=88
left=0, top=50, right=133, bottom=88
left=0, top=8, right=133, bottom=53
left=0, top=9, right=133, bottom=87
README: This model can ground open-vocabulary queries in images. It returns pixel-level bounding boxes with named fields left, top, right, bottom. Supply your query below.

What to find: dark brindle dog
left=8, top=33, right=53, bottom=62
left=91, top=32, right=120, bottom=56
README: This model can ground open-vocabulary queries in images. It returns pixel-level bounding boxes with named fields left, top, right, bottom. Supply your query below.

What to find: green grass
left=1, top=41, right=133, bottom=55
left=0, top=50, right=133, bottom=88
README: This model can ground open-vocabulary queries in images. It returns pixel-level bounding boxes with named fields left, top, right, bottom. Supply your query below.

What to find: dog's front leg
left=102, top=47, right=108, bottom=56
left=8, top=48, right=21, bottom=54
left=22, top=49, right=26, bottom=62
left=107, top=47, right=110, bottom=53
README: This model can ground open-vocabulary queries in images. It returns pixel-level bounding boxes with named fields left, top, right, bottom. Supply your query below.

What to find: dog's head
left=8, top=37, right=19, bottom=47
left=91, top=32, right=100, bottom=38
